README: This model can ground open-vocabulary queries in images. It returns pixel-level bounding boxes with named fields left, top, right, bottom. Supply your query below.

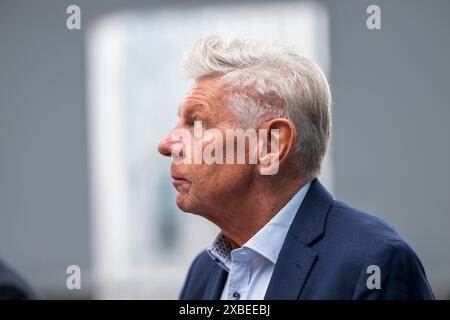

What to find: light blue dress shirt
left=207, top=181, right=311, bottom=300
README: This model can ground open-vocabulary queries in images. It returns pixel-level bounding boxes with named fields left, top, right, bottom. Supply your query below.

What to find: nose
left=158, top=132, right=173, bottom=157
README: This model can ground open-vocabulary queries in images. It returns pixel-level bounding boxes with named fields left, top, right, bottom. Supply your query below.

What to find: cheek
left=195, top=163, right=252, bottom=197
left=186, top=128, right=254, bottom=198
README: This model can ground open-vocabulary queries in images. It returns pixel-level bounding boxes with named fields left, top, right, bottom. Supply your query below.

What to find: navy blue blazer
left=179, top=179, right=435, bottom=300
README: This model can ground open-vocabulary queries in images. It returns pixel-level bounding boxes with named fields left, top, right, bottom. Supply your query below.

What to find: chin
left=176, top=194, right=207, bottom=218
left=175, top=193, right=194, bottom=212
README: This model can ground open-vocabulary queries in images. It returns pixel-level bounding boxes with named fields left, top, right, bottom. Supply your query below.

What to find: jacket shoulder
left=319, top=201, right=435, bottom=299
left=328, top=200, right=405, bottom=245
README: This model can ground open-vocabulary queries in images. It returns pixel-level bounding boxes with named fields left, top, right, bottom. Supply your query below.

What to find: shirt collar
left=207, top=181, right=312, bottom=271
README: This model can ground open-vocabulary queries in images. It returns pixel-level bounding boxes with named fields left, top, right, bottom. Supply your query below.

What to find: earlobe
left=259, top=153, right=280, bottom=176
left=257, top=125, right=281, bottom=176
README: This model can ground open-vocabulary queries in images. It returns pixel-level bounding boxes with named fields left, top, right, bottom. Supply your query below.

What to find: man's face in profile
left=158, top=76, right=256, bottom=223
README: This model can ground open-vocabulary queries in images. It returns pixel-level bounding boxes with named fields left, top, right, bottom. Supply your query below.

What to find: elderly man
left=158, top=35, right=434, bottom=300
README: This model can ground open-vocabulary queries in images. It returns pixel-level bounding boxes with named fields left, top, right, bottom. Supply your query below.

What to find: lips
left=171, top=173, right=186, bottom=180
left=171, top=173, right=190, bottom=192
left=172, top=177, right=189, bottom=185
left=171, top=172, right=187, bottom=181
left=171, top=165, right=189, bottom=185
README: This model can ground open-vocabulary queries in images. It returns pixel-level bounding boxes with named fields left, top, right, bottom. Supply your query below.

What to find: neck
left=215, top=175, right=308, bottom=248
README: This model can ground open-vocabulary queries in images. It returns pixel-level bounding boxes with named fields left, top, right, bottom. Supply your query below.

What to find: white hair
left=181, top=35, right=331, bottom=178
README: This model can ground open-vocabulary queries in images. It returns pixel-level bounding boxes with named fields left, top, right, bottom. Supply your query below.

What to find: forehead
left=178, top=77, right=224, bottom=116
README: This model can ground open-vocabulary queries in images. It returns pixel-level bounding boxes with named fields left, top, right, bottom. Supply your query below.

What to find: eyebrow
left=178, top=102, right=207, bottom=118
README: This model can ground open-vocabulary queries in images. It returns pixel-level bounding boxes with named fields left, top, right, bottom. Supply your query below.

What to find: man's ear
left=257, top=118, right=297, bottom=175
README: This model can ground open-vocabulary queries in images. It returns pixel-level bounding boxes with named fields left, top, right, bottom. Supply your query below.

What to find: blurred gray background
left=0, top=0, right=449, bottom=299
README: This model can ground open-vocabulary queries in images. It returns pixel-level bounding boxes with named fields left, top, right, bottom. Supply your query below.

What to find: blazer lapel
left=204, top=266, right=228, bottom=300
left=264, top=234, right=317, bottom=299
left=264, top=179, right=333, bottom=300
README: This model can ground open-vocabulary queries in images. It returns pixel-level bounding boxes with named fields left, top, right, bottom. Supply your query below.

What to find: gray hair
left=181, top=35, right=331, bottom=179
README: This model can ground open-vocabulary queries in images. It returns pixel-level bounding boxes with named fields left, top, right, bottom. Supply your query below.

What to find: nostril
left=172, top=142, right=184, bottom=161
